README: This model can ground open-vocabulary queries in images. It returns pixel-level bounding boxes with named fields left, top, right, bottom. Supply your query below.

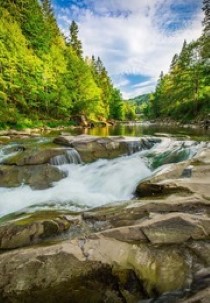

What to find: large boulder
left=0, top=212, right=76, bottom=249
left=53, top=135, right=159, bottom=162
left=136, top=147, right=210, bottom=199
left=1, top=197, right=210, bottom=302
left=0, top=141, right=209, bottom=302
left=2, top=145, right=76, bottom=166
left=0, top=164, right=66, bottom=189
left=0, top=242, right=144, bottom=303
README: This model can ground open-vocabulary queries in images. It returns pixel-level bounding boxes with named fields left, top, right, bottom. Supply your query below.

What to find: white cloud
left=56, top=0, right=203, bottom=98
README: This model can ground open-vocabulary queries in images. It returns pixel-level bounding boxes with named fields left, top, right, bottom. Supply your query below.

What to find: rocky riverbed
left=0, top=133, right=210, bottom=302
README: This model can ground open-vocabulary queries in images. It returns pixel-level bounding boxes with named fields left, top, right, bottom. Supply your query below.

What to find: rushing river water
left=0, top=124, right=209, bottom=218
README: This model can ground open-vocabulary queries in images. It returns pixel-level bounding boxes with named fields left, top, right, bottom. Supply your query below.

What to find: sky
left=52, top=0, right=203, bottom=99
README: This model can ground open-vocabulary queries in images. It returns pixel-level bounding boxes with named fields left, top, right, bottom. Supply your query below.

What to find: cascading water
left=0, top=144, right=23, bottom=163
left=50, top=149, right=82, bottom=165
left=0, top=138, right=206, bottom=218
left=0, top=153, right=151, bottom=217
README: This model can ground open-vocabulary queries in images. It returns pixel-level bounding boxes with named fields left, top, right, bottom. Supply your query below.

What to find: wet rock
left=0, top=140, right=209, bottom=302
left=53, top=135, right=158, bottom=162
left=0, top=164, right=66, bottom=189
left=181, top=166, right=193, bottom=178
left=0, top=213, right=75, bottom=249
left=136, top=181, right=191, bottom=197
left=0, top=136, right=11, bottom=143
left=192, top=148, right=210, bottom=165
left=2, top=145, right=77, bottom=166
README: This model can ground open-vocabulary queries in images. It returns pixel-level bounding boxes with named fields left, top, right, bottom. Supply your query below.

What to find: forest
left=0, top=0, right=209, bottom=129
left=0, top=0, right=132, bottom=129
left=141, top=0, right=210, bottom=121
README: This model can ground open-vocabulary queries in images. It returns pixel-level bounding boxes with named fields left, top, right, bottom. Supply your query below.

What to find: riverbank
left=0, top=133, right=210, bottom=302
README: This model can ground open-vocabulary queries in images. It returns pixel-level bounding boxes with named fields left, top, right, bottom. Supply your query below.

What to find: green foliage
left=69, top=21, right=83, bottom=58
left=0, top=1, right=124, bottom=128
left=123, top=102, right=136, bottom=120
left=109, top=89, right=124, bottom=120
left=146, top=2, right=210, bottom=121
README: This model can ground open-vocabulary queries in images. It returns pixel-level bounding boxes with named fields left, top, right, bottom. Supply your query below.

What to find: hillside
left=130, top=94, right=150, bottom=106
left=145, top=1, right=210, bottom=121
left=0, top=0, right=125, bottom=128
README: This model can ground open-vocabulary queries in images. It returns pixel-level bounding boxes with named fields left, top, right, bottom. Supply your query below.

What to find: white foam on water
left=0, top=152, right=151, bottom=217
left=0, top=138, right=206, bottom=217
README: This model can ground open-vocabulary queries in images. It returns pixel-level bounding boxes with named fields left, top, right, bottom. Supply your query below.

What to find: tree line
left=142, top=0, right=210, bottom=121
left=0, top=0, right=130, bottom=128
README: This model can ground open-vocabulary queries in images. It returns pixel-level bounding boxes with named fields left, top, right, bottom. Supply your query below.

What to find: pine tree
left=69, top=21, right=83, bottom=57
left=202, top=0, right=210, bottom=61
left=170, top=54, right=178, bottom=71
left=41, top=0, right=54, bottom=17
left=41, top=0, right=60, bottom=37
left=203, top=0, right=210, bottom=33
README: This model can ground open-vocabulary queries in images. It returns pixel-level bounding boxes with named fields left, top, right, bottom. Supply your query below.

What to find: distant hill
left=129, top=94, right=150, bottom=106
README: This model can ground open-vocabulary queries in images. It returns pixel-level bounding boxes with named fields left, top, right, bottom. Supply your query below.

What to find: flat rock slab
left=2, top=146, right=74, bottom=166
left=53, top=135, right=159, bottom=162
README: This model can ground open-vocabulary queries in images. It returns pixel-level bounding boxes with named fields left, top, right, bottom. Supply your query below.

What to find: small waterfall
left=127, top=141, right=142, bottom=155
left=127, top=137, right=159, bottom=155
left=50, top=149, right=82, bottom=165
left=0, top=144, right=24, bottom=163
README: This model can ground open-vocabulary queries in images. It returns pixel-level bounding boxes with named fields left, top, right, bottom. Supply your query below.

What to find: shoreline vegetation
left=0, top=0, right=209, bottom=131
left=0, top=0, right=135, bottom=130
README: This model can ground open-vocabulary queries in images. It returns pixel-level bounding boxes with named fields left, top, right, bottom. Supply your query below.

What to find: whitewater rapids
left=0, top=138, right=204, bottom=217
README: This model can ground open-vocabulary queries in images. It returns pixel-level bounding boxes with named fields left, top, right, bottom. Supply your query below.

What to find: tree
left=69, top=21, right=83, bottom=57
left=201, top=0, right=210, bottom=62
left=170, top=54, right=178, bottom=71
left=109, top=89, right=124, bottom=120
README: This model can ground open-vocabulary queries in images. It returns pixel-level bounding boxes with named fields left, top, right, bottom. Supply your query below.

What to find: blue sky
left=52, top=0, right=203, bottom=98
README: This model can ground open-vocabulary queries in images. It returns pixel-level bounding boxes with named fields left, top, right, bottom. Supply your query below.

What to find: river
left=0, top=123, right=208, bottom=218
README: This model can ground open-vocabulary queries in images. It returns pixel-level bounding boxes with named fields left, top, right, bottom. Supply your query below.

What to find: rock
left=0, top=242, right=142, bottom=303
left=0, top=164, right=66, bottom=189
left=0, top=139, right=209, bottom=302
left=136, top=181, right=191, bottom=197
left=181, top=166, right=193, bottom=178
left=53, top=135, right=158, bottom=162
left=101, top=225, right=148, bottom=243
left=82, top=237, right=190, bottom=295
left=192, top=148, right=210, bottom=165
left=180, top=287, right=210, bottom=303
left=0, top=136, right=11, bottom=143
left=140, top=213, right=208, bottom=244
left=0, top=130, right=8, bottom=136
left=135, top=161, right=191, bottom=197
left=1, top=198, right=210, bottom=301
left=3, top=146, right=75, bottom=166
left=136, top=147, right=210, bottom=199
left=0, top=212, right=75, bottom=249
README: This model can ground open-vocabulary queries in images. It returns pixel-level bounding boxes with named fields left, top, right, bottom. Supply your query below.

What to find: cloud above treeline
left=54, top=0, right=203, bottom=98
